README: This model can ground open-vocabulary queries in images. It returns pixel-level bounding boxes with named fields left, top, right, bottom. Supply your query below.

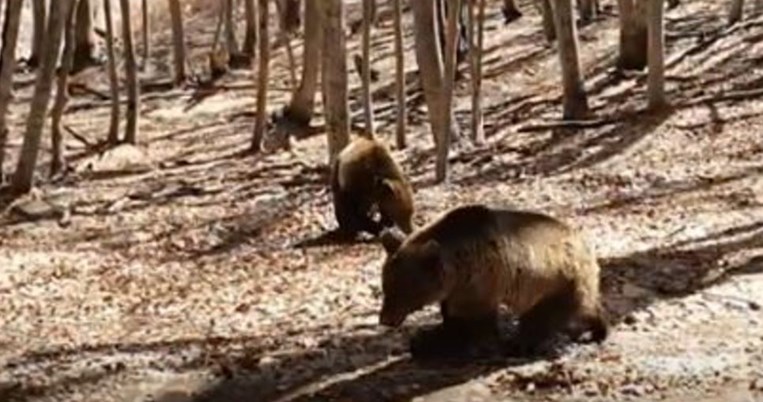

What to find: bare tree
left=274, top=0, right=297, bottom=88
left=73, top=0, right=97, bottom=72
left=168, top=0, right=187, bottom=85
left=103, top=0, right=119, bottom=144
left=553, top=0, right=589, bottom=119
left=50, top=0, right=80, bottom=176
left=728, top=0, right=745, bottom=25
left=647, top=0, right=666, bottom=109
left=578, top=0, right=598, bottom=25
left=468, top=0, right=486, bottom=144
left=283, top=0, right=321, bottom=126
left=539, top=0, right=556, bottom=42
left=224, top=0, right=238, bottom=56
left=409, top=0, right=459, bottom=158
left=617, top=0, right=648, bottom=70
left=12, top=0, right=71, bottom=195
left=141, top=0, right=149, bottom=69
left=0, top=0, right=23, bottom=183
left=321, top=0, right=350, bottom=165
left=29, top=0, right=46, bottom=68
left=242, top=0, right=257, bottom=56
left=360, top=0, right=376, bottom=137
left=392, top=0, right=406, bottom=149
left=120, top=0, right=139, bottom=144
left=251, top=0, right=270, bottom=152
left=436, top=0, right=461, bottom=182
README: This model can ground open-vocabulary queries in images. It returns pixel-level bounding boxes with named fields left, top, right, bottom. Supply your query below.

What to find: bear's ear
left=380, top=227, right=405, bottom=255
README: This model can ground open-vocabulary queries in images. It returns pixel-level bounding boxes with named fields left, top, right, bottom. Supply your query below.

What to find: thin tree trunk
left=120, top=0, right=138, bottom=144
left=73, top=0, right=97, bottom=72
left=393, top=0, right=406, bottom=149
left=617, top=0, right=648, bottom=70
left=578, top=0, right=597, bottom=25
left=553, top=0, right=589, bottom=119
left=436, top=0, right=460, bottom=182
left=647, top=0, right=666, bottom=109
left=50, top=0, right=79, bottom=177
left=242, top=0, right=257, bottom=56
left=409, top=0, right=458, bottom=155
left=168, top=0, right=187, bottom=85
left=284, top=0, right=321, bottom=126
left=251, top=0, right=270, bottom=152
left=274, top=0, right=297, bottom=89
left=469, top=0, right=485, bottom=144
left=0, top=0, right=23, bottom=184
left=539, top=0, right=556, bottom=42
left=321, top=0, right=349, bottom=166
left=141, top=0, right=149, bottom=69
left=224, top=0, right=238, bottom=55
left=12, top=0, right=70, bottom=195
left=103, top=0, right=119, bottom=144
left=729, top=0, right=745, bottom=25
left=29, top=0, right=46, bottom=68
left=360, top=0, right=375, bottom=138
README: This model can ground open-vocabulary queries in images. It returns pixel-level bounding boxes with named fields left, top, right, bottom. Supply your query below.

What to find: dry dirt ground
left=1, top=0, right=763, bottom=401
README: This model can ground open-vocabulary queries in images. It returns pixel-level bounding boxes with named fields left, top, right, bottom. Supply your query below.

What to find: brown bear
left=378, top=204, right=608, bottom=359
left=330, top=136, right=414, bottom=237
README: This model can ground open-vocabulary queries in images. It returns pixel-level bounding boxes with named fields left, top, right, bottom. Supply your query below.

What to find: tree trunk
left=0, top=0, right=23, bottom=184
left=539, top=0, right=556, bottom=42
left=168, top=0, right=187, bottom=85
left=578, top=0, right=598, bottom=25
left=29, top=0, right=46, bottom=68
left=647, top=0, right=666, bottom=109
left=410, top=0, right=459, bottom=154
left=436, top=0, right=460, bottom=182
left=321, top=0, right=349, bottom=166
left=469, top=0, right=486, bottom=144
left=242, top=0, right=257, bottom=56
left=120, top=0, right=138, bottom=144
left=553, top=0, right=589, bottom=119
left=73, top=0, right=97, bottom=72
left=50, top=0, right=79, bottom=177
left=224, top=0, right=238, bottom=55
left=274, top=0, right=297, bottom=88
left=502, top=0, right=523, bottom=23
left=392, top=0, right=406, bottom=149
left=12, top=0, right=70, bottom=195
left=360, top=0, right=375, bottom=138
left=103, top=0, right=119, bottom=144
left=728, top=0, right=745, bottom=25
left=617, top=0, right=648, bottom=70
left=284, top=0, right=321, bottom=126
left=251, top=0, right=270, bottom=152
left=141, top=0, right=149, bottom=69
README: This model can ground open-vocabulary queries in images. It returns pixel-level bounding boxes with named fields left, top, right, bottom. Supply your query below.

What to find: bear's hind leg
left=508, top=288, right=577, bottom=357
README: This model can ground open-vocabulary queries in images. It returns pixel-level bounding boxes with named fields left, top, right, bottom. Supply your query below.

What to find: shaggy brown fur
left=330, top=136, right=414, bottom=237
left=379, top=204, right=608, bottom=359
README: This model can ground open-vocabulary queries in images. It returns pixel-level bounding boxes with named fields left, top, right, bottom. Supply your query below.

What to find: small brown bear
left=330, top=136, right=414, bottom=237
left=378, top=204, right=608, bottom=359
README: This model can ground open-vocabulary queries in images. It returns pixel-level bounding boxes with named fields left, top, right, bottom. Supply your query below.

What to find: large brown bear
left=330, top=136, right=414, bottom=237
left=378, top=204, right=608, bottom=359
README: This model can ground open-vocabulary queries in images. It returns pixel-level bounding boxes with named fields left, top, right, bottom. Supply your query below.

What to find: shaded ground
left=1, top=0, right=763, bottom=401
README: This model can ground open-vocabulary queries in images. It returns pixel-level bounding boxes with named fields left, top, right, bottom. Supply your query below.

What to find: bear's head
left=376, top=178, right=414, bottom=234
left=378, top=228, right=446, bottom=327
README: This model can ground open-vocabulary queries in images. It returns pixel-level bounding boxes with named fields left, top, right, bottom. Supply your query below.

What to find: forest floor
left=1, top=0, right=763, bottom=401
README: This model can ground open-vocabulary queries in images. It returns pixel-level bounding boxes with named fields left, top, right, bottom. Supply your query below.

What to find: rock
left=10, top=199, right=63, bottom=221
left=78, top=144, right=154, bottom=175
